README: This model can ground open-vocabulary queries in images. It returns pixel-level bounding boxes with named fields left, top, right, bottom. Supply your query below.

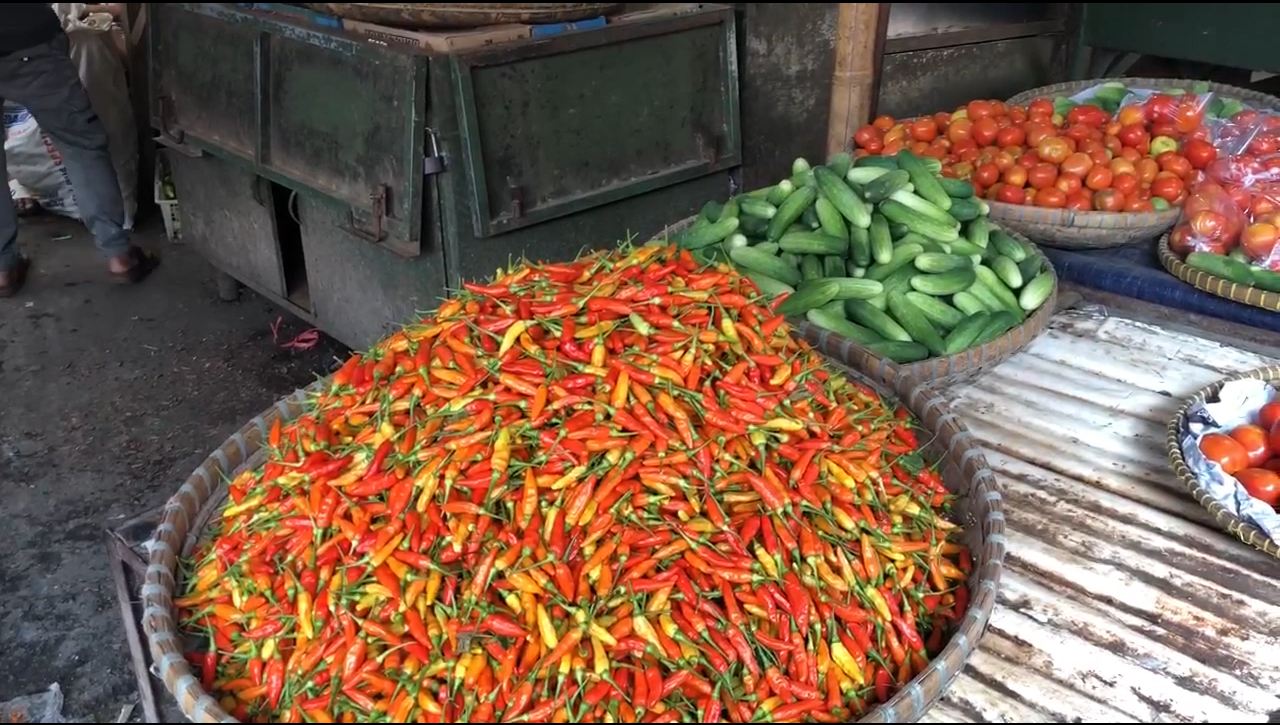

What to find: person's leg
left=0, top=106, right=31, bottom=297
left=0, top=34, right=154, bottom=280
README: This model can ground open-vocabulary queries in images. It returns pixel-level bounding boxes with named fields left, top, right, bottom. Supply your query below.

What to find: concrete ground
left=0, top=214, right=347, bottom=721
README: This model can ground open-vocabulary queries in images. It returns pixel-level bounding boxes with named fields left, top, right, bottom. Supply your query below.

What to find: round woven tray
left=651, top=217, right=1058, bottom=385
left=991, top=78, right=1280, bottom=250
left=1166, top=367, right=1280, bottom=559
left=305, top=2, right=622, bottom=29
left=1157, top=234, right=1280, bottom=311
left=140, top=335, right=1007, bottom=724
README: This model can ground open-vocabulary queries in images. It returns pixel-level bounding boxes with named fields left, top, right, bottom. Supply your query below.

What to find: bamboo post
left=827, top=3, right=888, bottom=157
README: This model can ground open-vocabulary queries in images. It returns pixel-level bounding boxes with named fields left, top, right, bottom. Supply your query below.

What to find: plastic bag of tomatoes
left=1194, top=153, right=1280, bottom=267
left=1181, top=378, right=1280, bottom=546
left=1168, top=180, right=1248, bottom=256
left=1211, top=109, right=1280, bottom=158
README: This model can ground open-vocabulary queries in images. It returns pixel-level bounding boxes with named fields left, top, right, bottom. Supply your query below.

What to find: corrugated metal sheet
left=922, top=310, right=1280, bottom=724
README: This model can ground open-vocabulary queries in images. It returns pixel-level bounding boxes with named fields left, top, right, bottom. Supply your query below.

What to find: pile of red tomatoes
left=1198, top=400, right=1280, bottom=509
left=854, top=95, right=1218, bottom=213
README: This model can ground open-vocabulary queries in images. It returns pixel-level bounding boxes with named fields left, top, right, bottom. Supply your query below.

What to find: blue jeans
left=0, top=33, right=131, bottom=271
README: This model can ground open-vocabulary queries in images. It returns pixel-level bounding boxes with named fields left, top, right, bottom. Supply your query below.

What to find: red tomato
left=1060, top=152, right=1093, bottom=178
left=996, top=125, right=1026, bottom=148
left=1117, top=106, right=1146, bottom=126
left=1200, top=432, right=1250, bottom=474
left=862, top=136, right=884, bottom=154
left=1188, top=210, right=1229, bottom=242
left=1025, top=123, right=1058, bottom=148
left=1150, top=176, right=1185, bottom=204
left=1249, top=135, right=1280, bottom=156
left=1136, top=157, right=1160, bottom=185
left=1241, top=223, right=1280, bottom=262
left=1230, top=425, right=1272, bottom=467
left=971, top=117, right=999, bottom=147
left=1055, top=172, right=1083, bottom=195
left=973, top=163, right=1000, bottom=188
left=1109, top=157, right=1137, bottom=177
left=1259, top=402, right=1280, bottom=432
left=1017, top=151, right=1041, bottom=169
left=1112, top=172, right=1139, bottom=197
left=1157, top=152, right=1193, bottom=179
left=1085, top=165, right=1114, bottom=191
left=1116, top=123, right=1149, bottom=149
left=1037, top=137, right=1071, bottom=165
left=873, top=115, right=895, bottom=131
left=1234, top=468, right=1280, bottom=507
left=1146, top=94, right=1179, bottom=124
left=1035, top=187, right=1067, bottom=208
left=1065, top=190, right=1093, bottom=212
left=1028, top=99, right=1053, bottom=117
left=1027, top=163, right=1058, bottom=190
left=1124, top=198, right=1156, bottom=212
left=1093, top=189, right=1126, bottom=212
left=966, top=100, right=995, bottom=120
left=1065, top=123, right=1095, bottom=143
left=1173, top=100, right=1205, bottom=134
left=1182, top=138, right=1217, bottom=170
left=1002, top=165, right=1028, bottom=188
left=910, top=118, right=939, bottom=142
left=996, top=185, right=1026, bottom=205
left=946, top=118, right=973, bottom=144
left=1168, top=225, right=1195, bottom=255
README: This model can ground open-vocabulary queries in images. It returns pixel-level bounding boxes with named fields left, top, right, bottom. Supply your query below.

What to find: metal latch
left=423, top=127, right=445, bottom=176
left=341, top=184, right=389, bottom=244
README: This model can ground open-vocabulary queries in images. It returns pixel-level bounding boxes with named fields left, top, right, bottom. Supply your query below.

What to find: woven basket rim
left=1157, top=234, right=1280, bottom=311
left=985, top=198, right=1180, bottom=231
left=1164, top=368, right=1280, bottom=558
left=1006, top=76, right=1280, bottom=112
left=140, top=326, right=1007, bottom=723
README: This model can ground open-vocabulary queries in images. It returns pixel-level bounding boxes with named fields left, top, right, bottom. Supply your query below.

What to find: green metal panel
left=149, top=3, right=428, bottom=257
left=1077, top=4, right=1280, bottom=77
left=450, top=7, right=740, bottom=238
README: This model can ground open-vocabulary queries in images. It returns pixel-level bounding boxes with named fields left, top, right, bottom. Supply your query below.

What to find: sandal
left=110, top=247, right=160, bottom=285
left=0, top=256, right=30, bottom=298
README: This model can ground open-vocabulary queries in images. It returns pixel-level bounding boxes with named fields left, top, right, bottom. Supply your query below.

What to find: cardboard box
left=342, top=19, right=533, bottom=53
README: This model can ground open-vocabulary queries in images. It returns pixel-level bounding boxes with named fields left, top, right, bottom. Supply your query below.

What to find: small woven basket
left=651, top=218, right=1058, bottom=385
left=992, top=78, right=1280, bottom=250
left=1166, top=367, right=1280, bottom=558
left=1157, top=234, right=1280, bottom=312
left=140, top=334, right=1007, bottom=724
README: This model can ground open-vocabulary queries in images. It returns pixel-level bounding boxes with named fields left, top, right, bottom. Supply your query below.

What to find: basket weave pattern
left=141, top=357, right=1007, bottom=722
left=1157, top=234, right=1280, bottom=312
left=1165, top=367, right=1280, bottom=558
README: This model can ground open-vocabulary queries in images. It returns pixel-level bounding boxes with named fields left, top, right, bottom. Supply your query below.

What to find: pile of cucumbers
left=672, top=150, right=1057, bottom=364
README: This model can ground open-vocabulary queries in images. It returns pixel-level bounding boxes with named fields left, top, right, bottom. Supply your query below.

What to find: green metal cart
left=149, top=3, right=741, bottom=348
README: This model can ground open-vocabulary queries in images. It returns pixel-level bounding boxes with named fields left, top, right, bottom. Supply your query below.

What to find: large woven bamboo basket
left=992, top=78, right=1280, bottom=250
left=140, top=328, right=1007, bottom=724
left=1157, top=234, right=1280, bottom=311
left=1166, top=367, right=1280, bottom=558
left=650, top=217, right=1058, bottom=385
left=304, top=3, right=622, bottom=29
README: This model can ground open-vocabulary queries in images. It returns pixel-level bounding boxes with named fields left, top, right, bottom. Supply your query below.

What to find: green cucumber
left=867, top=340, right=930, bottom=364
left=889, top=222, right=911, bottom=240
left=815, top=197, right=849, bottom=240
left=863, top=170, right=911, bottom=204
left=1253, top=267, right=1280, bottom=293
left=805, top=309, right=885, bottom=345
left=992, top=256, right=1024, bottom=289
left=913, top=252, right=971, bottom=274
left=947, top=197, right=986, bottom=222
left=965, top=281, right=1007, bottom=315
left=867, top=214, right=892, bottom=266
left=1019, top=270, right=1056, bottom=312
left=766, top=179, right=796, bottom=206
left=937, top=177, right=976, bottom=199
left=820, top=299, right=845, bottom=316
left=1017, top=256, right=1043, bottom=283
left=909, top=269, right=977, bottom=297
left=965, top=217, right=992, bottom=249
left=887, top=291, right=946, bottom=356
left=880, top=265, right=919, bottom=297
left=951, top=290, right=989, bottom=317
left=866, top=243, right=924, bottom=281
left=676, top=215, right=739, bottom=250
left=849, top=224, right=872, bottom=268
left=1185, top=251, right=1255, bottom=285
left=905, top=292, right=965, bottom=331
left=826, top=277, right=885, bottom=300
left=779, top=231, right=849, bottom=256
left=801, top=206, right=821, bottom=230
left=720, top=198, right=739, bottom=220
left=792, top=157, right=812, bottom=175
left=725, top=233, right=750, bottom=250
left=846, top=300, right=912, bottom=343
left=739, top=197, right=778, bottom=219
left=700, top=200, right=723, bottom=223
left=780, top=252, right=800, bottom=269
left=739, top=214, right=768, bottom=237
left=746, top=272, right=795, bottom=297
left=896, top=150, right=952, bottom=211
left=976, top=311, right=1020, bottom=344
left=846, top=166, right=891, bottom=185
left=827, top=153, right=853, bottom=178
left=814, top=166, right=872, bottom=229
left=947, top=238, right=986, bottom=257
left=767, top=186, right=818, bottom=242
left=823, top=255, right=847, bottom=278
left=777, top=279, right=840, bottom=316
left=943, top=312, right=991, bottom=354
left=888, top=189, right=958, bottom=227
left=854, top=155, right=899, bottom=170
left=974, top=265, right=1025, bottom=320
left=800, top=254, right=824, bottom=281
left=754, top=242, right=780, bottom=256
left=746, top=185, right=773, bottom=199
left=847, top=261, right=865, bottom=277
left=879, top=199, right=960, bottom=243
left=730, top=246, right=802, bottom=287
left=991, top=230, right=1029, bottom=262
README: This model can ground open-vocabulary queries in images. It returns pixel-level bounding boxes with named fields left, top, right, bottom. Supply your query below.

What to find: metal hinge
left=423, top=127, right=445, bottom=176
left=341, top=184, right=389, bottom=244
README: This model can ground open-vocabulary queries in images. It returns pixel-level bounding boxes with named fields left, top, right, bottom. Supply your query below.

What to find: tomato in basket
left=1200, top=432, right=1250, bottom=474
left=1258, top=402, right=1280, bottom=431
left=1234, top=468, right=1280, bottom=507
left=1228, top=424, right=1272, bottom=467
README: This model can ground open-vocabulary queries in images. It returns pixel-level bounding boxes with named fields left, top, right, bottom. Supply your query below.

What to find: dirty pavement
left=0, top=216, right=347, bottom=721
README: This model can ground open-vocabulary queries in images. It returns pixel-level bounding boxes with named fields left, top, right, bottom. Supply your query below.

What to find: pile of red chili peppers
left=177, top=243, right=973, bottom=724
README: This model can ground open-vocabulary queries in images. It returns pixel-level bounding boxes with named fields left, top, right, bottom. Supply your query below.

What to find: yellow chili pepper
left=296, top=590, right=314, bottom=639
left=754, top=544, right=780, bottom=579
left=631, top=613, right=663, bottom=652
left=499, top=320, right=528, bottom=357
left=591, top=634, right=609, bottom=676
left=864, top=585, right=892, bottom=622
left=536, top=603, right=559, bottom=649
left=831, top=641, right=867, bottom=685
left=370, top=532, right=405, bottom=568
left=761, top=417, right=805, bottom=432
left=222, top=494, right=263, bottom=519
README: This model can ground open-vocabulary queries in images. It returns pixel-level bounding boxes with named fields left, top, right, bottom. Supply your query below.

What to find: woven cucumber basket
left=651, top=218, right=1057, bottom=385
left=140, top=339, right=1007, bottom=723
left=1157, top=234, right=1280, bottom=312
left=993, top=78, right=1280, bottom=250
left=1166, top=368, right=1280, bottom=558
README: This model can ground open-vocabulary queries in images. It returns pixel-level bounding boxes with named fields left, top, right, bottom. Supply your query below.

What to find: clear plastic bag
left=1168, top=180, right=1247, bottom=256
